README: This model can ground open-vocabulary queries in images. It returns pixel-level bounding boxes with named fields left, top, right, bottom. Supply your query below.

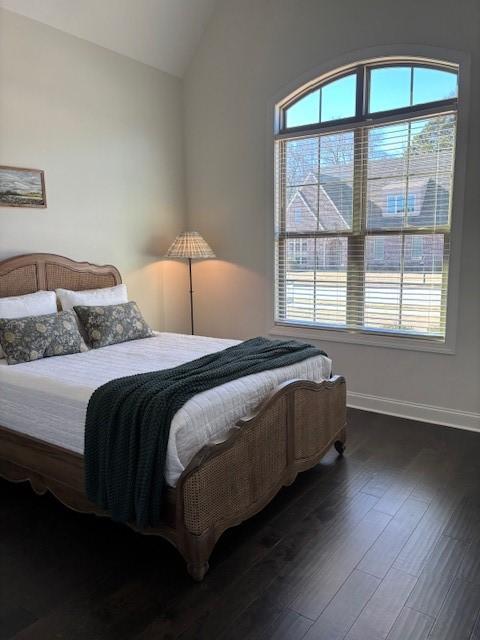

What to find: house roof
left=286, top=153, right=452, bottom=229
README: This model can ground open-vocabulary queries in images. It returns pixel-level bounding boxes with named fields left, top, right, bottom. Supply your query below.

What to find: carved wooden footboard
left=174, top=375, right=347, bottom=580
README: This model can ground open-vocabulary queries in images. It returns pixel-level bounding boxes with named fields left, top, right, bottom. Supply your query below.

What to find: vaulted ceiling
left=0, top=0, right=217, bottom=77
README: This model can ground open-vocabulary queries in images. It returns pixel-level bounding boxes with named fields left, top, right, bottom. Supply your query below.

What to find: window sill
left=269, top=323, right=456, bottom=354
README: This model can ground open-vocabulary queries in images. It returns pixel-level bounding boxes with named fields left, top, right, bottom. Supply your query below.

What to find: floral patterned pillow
left=0, top=310, right=88, bottom=365
left=73, top=301, right=153, bottom=349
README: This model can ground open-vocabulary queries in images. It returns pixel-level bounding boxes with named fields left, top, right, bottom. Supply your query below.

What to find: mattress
left=0, top=332, right=332, bottom=486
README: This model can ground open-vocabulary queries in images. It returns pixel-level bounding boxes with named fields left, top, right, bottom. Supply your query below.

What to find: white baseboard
left=347, top=391, right=480, bottom=433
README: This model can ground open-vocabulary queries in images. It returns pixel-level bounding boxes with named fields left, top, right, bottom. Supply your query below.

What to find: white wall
left=184, top=0, right=480, bottom=428
left=0, top=8, right=189, bottom=332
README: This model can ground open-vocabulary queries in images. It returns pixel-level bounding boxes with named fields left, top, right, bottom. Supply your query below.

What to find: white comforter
left=0, top=332, right=332, bottom=486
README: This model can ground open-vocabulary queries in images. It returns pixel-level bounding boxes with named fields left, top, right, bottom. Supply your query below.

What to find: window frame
left=270, top=51, right=468, bottom=354
left=386, top=193, right=416, bottom=215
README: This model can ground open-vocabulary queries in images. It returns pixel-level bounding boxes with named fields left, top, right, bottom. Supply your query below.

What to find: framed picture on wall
left=0, top=166, right=47, bottom=208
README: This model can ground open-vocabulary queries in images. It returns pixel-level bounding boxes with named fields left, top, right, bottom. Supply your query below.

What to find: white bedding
left=0, top=332, right=332, bottom=486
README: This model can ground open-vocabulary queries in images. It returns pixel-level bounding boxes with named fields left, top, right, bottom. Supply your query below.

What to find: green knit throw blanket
left=85, top=337, right=326, bottom=528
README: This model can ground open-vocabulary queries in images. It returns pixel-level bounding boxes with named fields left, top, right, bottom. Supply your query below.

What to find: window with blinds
left=275, top=60, right=458, bottom=341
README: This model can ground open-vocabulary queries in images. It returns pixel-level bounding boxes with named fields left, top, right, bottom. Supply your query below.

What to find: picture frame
left=0, top=165, right=47, bottom=208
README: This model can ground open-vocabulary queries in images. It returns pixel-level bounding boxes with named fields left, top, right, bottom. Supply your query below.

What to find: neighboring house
left=285, top=153, right=450, bottom=272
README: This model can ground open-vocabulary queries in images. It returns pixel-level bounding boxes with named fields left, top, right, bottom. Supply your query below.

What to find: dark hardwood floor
left=1, top=409, right=479, bottom=640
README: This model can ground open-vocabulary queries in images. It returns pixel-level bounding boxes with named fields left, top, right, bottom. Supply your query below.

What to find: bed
left=0, top=253, right=347, bottom=580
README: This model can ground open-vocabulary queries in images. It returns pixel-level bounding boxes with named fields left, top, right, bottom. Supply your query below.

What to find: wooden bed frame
left=0, top=253, right=347, bottom=581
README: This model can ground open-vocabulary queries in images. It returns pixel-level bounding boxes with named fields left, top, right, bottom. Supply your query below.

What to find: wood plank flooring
left=1, top=409, right=479, bottom=639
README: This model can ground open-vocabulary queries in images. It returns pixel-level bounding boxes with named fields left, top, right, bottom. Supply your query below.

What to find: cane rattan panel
left=0, top=264, right=39, bottom=297
left=182, top=397, right=288, bottom=535
left=44, top=263, right=117, bottom=291
left=294, top=384, right=346, bottom=459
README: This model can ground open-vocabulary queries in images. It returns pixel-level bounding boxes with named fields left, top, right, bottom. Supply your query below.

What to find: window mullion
left=346, top=127, right=367, bottom=329
left=277, top=141, right=287, bottom=320
left=356, top=65, right=366, bottom=117
left=440, top=233, right=450, bottom=336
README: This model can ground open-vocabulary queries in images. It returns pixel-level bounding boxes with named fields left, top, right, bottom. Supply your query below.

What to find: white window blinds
left=275, top=61, right=458, bottom=341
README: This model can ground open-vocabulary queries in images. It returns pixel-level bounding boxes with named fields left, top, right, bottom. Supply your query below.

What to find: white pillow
left=0, top=290, right=57, bottom=358
left=56, top=284, right=128, bottom=311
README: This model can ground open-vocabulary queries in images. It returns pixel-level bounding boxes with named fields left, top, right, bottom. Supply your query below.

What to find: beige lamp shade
left=165, top=231, right=215, bottom=259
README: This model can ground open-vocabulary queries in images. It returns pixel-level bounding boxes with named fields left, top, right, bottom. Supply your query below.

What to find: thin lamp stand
left=188, top=257, right=194, bottom=335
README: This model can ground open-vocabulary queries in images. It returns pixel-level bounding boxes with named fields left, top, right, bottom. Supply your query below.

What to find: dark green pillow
left=0, top=310, right=88, bottom=365
left=73, top=301, right=153, bottom=349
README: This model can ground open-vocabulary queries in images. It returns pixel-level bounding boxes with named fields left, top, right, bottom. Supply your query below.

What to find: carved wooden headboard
left=0, top=253, right=122, bottom=298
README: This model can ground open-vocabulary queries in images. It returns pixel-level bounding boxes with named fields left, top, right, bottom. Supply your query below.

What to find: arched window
left=275, top=58, right=458, bottom=339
